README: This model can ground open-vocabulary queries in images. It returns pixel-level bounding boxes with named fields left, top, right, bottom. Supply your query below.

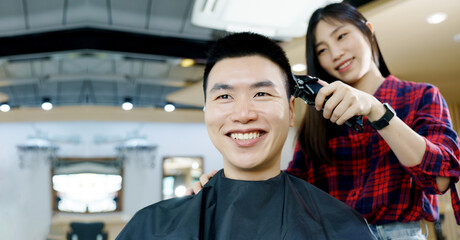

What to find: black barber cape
left=116, top=170, right=376, bottom=240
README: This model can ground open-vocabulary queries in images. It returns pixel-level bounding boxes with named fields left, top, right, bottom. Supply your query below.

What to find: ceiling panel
left=6, top=62, right=33, bottom=77
left=0, top=0, right=25, bottom=33
left=66, top=0, right=102, bottom=25
left=27, top=0, right=63, bottom=28
left=148, top=0, right=191, bottom=33
left=111, top=0, right=150, bottom=28
left=141, top=61, right=170, bottom=78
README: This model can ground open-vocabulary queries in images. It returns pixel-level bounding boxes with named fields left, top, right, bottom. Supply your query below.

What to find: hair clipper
left=292, top=74, right=363, bottom=133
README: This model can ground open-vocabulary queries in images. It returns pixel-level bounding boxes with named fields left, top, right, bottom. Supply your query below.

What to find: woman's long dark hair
left=298, top=3, right=390, bottom=164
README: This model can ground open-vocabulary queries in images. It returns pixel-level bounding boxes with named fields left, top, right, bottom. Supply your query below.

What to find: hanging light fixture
left=121, top=97, right=133, bottom=111
left=17, top=137, right=58, bottom=168
left=0, top=102, right=10, bottom=112
left=41, top=97, right=53, bottom=111
left=164, top=103, right=175, bottom=112
left=116, top=137, right=157, bottom=168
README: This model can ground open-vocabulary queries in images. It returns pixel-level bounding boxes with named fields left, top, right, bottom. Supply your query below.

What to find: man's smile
left=229, top=131, right=265, bottom=140
left=225, top=129, right=268, bottom=147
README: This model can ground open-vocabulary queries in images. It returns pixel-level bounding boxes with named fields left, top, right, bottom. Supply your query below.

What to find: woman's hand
left=185, top=170, right=218, bottom=195
left=315, top=80, right=384, bottom=125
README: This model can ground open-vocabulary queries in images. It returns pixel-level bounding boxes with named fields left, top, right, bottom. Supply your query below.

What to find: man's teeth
left=230, top=132, right=260, bottom=140
left=338, top=60, right=351, bottom=70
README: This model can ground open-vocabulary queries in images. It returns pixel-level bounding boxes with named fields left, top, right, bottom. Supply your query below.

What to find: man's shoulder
left=284, top=171, right=350, bottom=205
left=133, top=195, right=197, bottom=220
left=116, top=196, right=202, bottom=240
left=131, top=172, right=223, bottom=221
left=282, top=172, right=376, bottom=239
left=283, top=171, right=321, bottom=193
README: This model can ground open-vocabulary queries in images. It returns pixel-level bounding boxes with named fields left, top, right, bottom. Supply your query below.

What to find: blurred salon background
left=0, top=0, right=458, bottom=239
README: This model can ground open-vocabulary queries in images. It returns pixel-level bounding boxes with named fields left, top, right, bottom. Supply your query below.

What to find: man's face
left=204, top=55, right=295, bottom=180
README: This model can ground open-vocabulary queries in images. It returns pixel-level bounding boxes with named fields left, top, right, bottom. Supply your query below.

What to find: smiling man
left=116, top=32, right=376, bottom=240
left=204, top=55, right=294, bottom=181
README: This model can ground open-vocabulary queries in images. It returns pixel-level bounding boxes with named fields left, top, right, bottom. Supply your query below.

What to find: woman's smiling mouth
left=336, top=58, right=353, bottom=72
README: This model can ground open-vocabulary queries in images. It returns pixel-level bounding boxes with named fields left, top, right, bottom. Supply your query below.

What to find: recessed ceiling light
left=426, top=12, right=447, bottom=24
left=180, top=59, right=195, bottom=67
left=0, top=103, right=10, bottom=112
left=292, top=63, right=306, bottom=72
left=122, top=102, right=133, bottom=111
left=41, top=97, right=53, bottom=111
left=164, top=103, right=175, bottom=112
left=121, top=97, right=133, bottom=111
left=454, top=33, right=460, bottom=42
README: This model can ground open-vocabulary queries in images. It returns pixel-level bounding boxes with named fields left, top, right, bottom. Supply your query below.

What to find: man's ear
left=289, top=95, right=295, bottom=127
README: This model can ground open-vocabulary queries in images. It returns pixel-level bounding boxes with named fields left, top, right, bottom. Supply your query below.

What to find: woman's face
left=314, top=19, right=375, bottom=86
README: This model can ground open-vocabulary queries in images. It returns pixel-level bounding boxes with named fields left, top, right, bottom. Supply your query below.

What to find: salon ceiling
left=0, top=0, right=458, bottom=123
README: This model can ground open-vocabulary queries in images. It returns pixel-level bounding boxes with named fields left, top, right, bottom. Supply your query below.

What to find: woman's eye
left=317, top=48, right=326, bottom=55
left=338, top=33, right=347, bottom=40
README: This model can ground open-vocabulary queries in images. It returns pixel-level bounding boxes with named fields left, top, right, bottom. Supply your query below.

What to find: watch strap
left=369, top=103, right=395, bottom=130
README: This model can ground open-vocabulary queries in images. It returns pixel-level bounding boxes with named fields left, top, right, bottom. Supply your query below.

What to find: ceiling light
left=41, top=97, right=53, bottom=111
left=180, top=59, right=195, bottom=67
left=164, top=103, right=175, bottom=112
left=454, top=33, right=460, bottom=42
left=0, top=102, right=10, bottom=112
left=426, top=12, right=447, bottom=24
left=292, top=63, right=306, bottom=72
left=122, top=97, right=133, bottom=111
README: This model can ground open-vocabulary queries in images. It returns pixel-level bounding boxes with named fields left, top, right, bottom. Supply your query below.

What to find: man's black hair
left=203, top=32, right=294, bottom=101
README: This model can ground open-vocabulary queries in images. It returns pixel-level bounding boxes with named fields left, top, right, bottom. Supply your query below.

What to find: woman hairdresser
left=286, top=3, right=460, bottom=239
left=192, top=3, right=460, bottom=239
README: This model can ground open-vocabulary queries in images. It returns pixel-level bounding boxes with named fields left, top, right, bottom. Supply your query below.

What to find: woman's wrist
left=366, top=100, right=386, bottom=122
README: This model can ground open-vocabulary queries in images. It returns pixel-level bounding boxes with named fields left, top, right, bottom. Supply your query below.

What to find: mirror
left=162, top=156, right=203, bottom=200
left=51, top=157, right=123, bottom=213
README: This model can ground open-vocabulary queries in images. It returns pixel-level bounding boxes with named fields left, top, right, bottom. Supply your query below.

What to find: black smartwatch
left=369, top=103, right=395, bottom=130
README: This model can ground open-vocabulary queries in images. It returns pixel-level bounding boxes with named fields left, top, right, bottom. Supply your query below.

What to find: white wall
left=0, top=123, right=53, bottom=240
left=0, top=121, right=297, bottom=240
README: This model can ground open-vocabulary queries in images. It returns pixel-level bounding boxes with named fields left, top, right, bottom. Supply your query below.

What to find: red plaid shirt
left=286, top=75, right=460, bottom=225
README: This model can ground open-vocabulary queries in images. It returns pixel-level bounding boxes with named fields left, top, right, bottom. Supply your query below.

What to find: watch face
left=384, top=103, right=396, bottom=115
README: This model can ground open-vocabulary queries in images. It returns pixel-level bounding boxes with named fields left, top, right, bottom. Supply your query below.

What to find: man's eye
left=216, top=94, right=231, bottom=100
left=255, top=92, right=269, bottom=97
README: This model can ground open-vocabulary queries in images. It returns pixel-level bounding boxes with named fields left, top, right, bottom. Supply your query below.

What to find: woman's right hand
left=315, top=80, right=382, bottom=125
left=186, top=170, right=218, bottom=195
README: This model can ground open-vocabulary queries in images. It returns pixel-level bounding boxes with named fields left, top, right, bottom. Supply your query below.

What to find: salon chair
left=67, top=222, right=108, bottom=240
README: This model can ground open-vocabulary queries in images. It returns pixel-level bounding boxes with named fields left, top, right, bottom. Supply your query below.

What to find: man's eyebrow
left=208, top=80, right=275, bottom=93
left=315, top=25, right=345, bottom=48
left=251, top=80, right=275, bottom=89
left=209, top=83, right=233, bottom=93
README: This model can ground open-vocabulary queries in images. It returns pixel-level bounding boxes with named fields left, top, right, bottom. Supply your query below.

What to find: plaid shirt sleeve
left=402, top=85, right=460, bottom=224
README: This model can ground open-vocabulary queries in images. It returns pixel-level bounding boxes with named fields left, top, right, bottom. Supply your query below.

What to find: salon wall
left=0, top=124, right=52, bottom=240
left=0, top=121, right=297, bottom=240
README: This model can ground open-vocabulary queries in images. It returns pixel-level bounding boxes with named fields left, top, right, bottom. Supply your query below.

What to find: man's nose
left=230, top=100, right=258, bottom=124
